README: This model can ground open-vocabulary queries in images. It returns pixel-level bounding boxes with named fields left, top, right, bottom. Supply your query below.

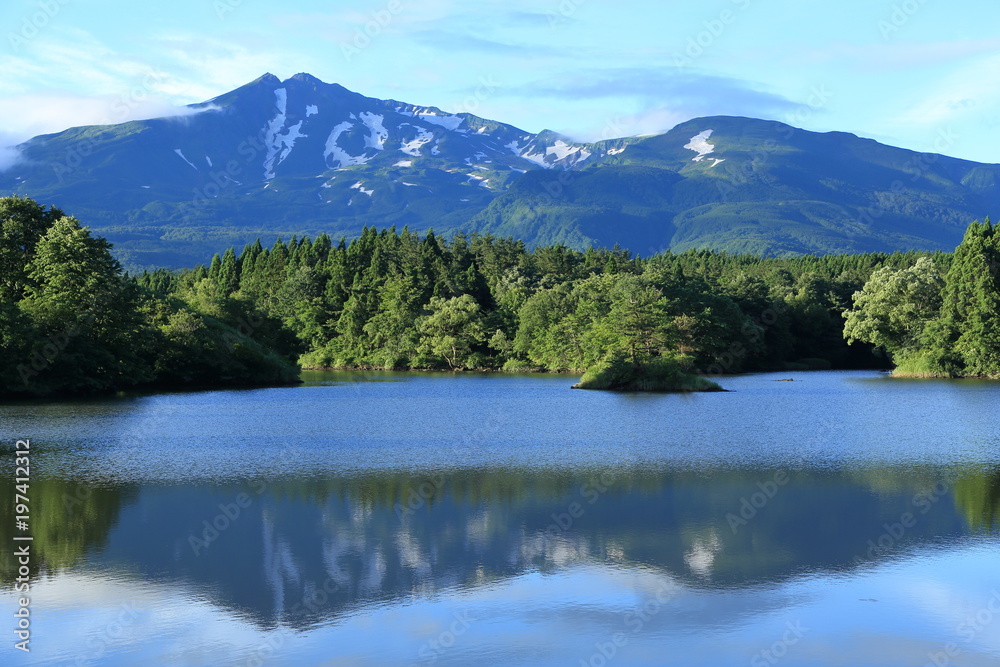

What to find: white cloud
left=893, top=52, right=1000, bottom=128
left=0, top=94, right=217, bottom=147
left=0, top=145, right=23, bottom=172
left=0, top=26, right=308, bottom=145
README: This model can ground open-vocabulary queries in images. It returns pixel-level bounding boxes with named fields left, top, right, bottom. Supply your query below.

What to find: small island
left=573, top=354, right=724, bottom=392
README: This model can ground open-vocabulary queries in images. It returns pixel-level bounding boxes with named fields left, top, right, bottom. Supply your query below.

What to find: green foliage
left=12, top=195, right=973, bottom=398
left=844, top=219, right=1000, bottom=378
left=416, top=295, right=486, bottom=369
left=843, top=257, right=944, bottom=363
left=573, top=353, right=723, bottom=392
left=0, top=197, right=298, bottom=398
left=168, top=227, right=917, bottom=377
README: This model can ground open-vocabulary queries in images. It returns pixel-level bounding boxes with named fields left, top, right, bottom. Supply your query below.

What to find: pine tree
left=935, top=219, right=1000, bottom=376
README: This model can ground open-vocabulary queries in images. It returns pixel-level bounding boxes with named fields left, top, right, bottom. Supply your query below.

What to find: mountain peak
left=288, top=72, right=323, bottom=85
left=253, top=73, right=281, bottom=86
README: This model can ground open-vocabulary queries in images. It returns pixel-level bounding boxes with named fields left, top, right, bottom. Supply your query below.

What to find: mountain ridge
left=2, top=73, right=997, bottom=268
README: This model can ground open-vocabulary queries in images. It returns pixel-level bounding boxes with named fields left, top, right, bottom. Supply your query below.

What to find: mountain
left=3, top=73, right=999, bottom=267
left=469, top=116, right=1000, bottom=257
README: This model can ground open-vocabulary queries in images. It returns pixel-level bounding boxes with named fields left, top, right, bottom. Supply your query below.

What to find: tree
left=416, top=295, right=485, bottom=369
left=0, top=195, right=65, bottom=301
left=934, top=220, right=1000, bottom=376
left=591, top=275, right=670, bottom=363
left=842, top=256, right=944, bottom=363
left=18, top=216, right=153, bottom=393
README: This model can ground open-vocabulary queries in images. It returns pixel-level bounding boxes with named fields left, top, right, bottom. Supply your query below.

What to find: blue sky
left=2, top=0, right=1000, bottom=163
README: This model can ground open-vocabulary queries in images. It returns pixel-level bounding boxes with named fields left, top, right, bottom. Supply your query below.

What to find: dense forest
left=844, top=218, right=1000, bottom=378
left=0, top=196, right=298, bottom=397
left=6, top=195, right=999, bottom=398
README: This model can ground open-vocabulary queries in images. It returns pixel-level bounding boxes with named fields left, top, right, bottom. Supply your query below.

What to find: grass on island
left=572, top=354, right=724, bottom=393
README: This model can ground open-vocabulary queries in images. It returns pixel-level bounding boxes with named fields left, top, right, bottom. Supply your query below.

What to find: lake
left=2, top=370, right=999, bottom=666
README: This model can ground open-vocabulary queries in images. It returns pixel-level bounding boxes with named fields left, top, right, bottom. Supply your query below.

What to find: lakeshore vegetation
left=2, top=195, right=999, bottom=398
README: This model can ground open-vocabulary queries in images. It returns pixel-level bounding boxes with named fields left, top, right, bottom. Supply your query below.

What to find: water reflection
left=3, top=466, right=997, bottom=630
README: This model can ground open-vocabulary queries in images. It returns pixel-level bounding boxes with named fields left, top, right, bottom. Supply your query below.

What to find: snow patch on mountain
left=264, top=120, right=305, bottom=179
left=684, top=130, right=717, bottom=162
left=608, top=147, right=626, bottom=156
left=324, top=121, right=370, bottom=168
left=547, top=141, right=576, bottom=161
left=263, top=88, right=293, bottom=179
left=351, top=181, right=374, bottom=196
left=518, top=149, right=552, bottom=169
left=360, top=112, right=388, bottom=150
left=400, top=124, right=434, bottom=156
left=306, top=105, right=318, bottom=117
left=394, top=160, right=413, bottom=167
left=174, top=149, right=198, bottom=171
left=404, top=109, right=464, bottom=131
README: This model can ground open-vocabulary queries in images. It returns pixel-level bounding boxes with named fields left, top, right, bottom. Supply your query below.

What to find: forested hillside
left=137, top=222, right=932, bottom=377
left=17, top=195, right=1000, bottom=399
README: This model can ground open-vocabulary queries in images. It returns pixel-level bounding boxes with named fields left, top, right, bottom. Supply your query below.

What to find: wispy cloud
left=410, top=29, right=563, bottom=56
left=893, top=52, right=1000, bottom=128
left=0, top=93, right=218, bottom=148
left=502, top=68, right=802, bottom=140
left=797, top=37, right=1000, bottom=70
left=0, top=26, right=308, bottom=143
left=0, top=139, right=23, bottom=172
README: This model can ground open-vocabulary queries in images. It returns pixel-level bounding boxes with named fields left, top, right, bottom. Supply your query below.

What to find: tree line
left=134, top=220, right=925, bottom=377
left=6, top=195, right=996, bottom=398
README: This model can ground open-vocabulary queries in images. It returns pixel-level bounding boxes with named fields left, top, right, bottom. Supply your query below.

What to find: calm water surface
left=1, top=370, right=999, bottom=666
